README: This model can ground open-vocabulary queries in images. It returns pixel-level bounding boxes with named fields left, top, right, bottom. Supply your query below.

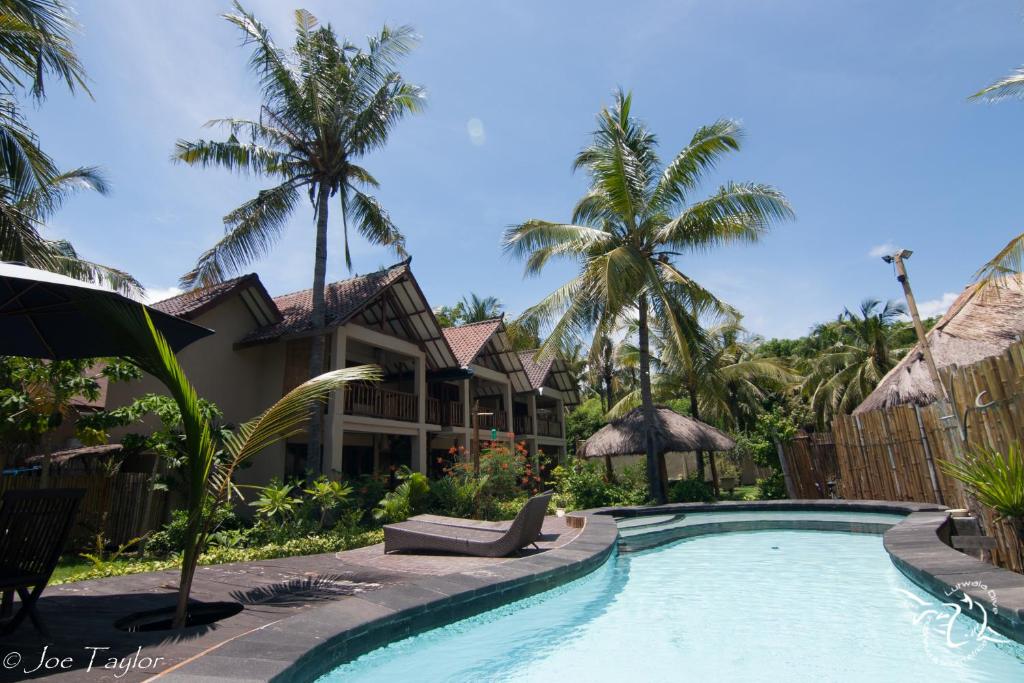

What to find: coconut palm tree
left=504, top=90, right=793, bottom=502
left=803, top=299, right=909, bottom=427
left=0, top=166, right=141, bottom=294
left=458, top=293, right=503, bottom=322
left=0, top=1, right=137, bottom=293
left=970, top=59, right=1024, bottom=289
left=175, top=3, right=423, bottom=472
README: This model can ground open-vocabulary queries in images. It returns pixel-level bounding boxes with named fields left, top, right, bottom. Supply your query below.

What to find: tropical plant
left=504, top=90, right=792, bottom=502
left=249, top=479, right=302, bottom=522
left=304, top=476, right=353, bottom=527
left=802, top=299, right=908, bottom=428
left=668, top=476, right=715, bottom=503
left=89, top=297, right=380, bottom=629
left=940, top=444, right=1024, bottom=535
left=174, top=2, right=423, bottom=471
left=458, top=293, right=503, bottom=323
left=429, top=474, right=488, bottom=519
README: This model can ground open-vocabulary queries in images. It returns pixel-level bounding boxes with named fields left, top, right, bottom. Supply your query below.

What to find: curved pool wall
left=166, top=500, right=1024, bottom=681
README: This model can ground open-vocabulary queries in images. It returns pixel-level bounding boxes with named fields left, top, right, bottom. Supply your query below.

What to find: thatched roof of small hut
left=579, top=406, right=735, bottom=457
left=855, top=275, right=1024, bottom=414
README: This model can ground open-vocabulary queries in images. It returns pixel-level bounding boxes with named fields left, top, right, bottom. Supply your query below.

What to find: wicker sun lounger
left=384, top=491, right=552, bottom=557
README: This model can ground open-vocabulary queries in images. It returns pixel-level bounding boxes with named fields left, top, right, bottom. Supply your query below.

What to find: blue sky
left=30, top=0, right=1024, bottom=338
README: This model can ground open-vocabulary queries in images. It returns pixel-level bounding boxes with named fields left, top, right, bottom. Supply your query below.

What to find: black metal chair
left=0, top=488, right=84, bottom=635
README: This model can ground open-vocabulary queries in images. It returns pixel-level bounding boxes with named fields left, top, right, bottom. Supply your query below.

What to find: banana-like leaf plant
left=92, top=299, right=379, bottom=628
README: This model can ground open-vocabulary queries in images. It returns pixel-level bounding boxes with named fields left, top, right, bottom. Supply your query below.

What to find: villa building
left=104, top=259, right=577, bottom=487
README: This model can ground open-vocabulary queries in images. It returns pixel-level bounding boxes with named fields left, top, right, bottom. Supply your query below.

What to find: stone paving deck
left=0, top=517, right=587, bottom=683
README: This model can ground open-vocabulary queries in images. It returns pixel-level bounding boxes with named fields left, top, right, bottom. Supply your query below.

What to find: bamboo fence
left=827, top=340, right=1024, bottom=572
left=0, top=471, right=165, bottom=549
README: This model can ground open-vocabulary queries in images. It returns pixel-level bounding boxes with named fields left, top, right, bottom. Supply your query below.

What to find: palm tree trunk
left=638, top=294, right=665, bottom=504
left=688, top=385, right=707, bottom=483
left=307, top=185, right=330, bottom=475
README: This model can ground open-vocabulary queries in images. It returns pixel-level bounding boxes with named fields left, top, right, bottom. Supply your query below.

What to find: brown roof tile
left=442, top=319, right=504, bottom=367
left=150, top=274, right=266, bottom=320
left=518, top=350, right=555, bottom=389
left=240, top=261, right=410, bottom=345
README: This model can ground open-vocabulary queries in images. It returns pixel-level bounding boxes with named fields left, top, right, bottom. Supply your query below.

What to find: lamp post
left=470, top=401, right=493, bottom=474
left=882, top=249, right=947, bottom=401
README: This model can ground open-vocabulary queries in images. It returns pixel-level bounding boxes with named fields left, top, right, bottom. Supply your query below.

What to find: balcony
left=513, top=415, right=532, bottom=435
left=344, top=384, right=417, bottom=422
left=537, top=418, right=562, bottom=438
left=428, top=398, right=464, bottom=426
left=476, top=411, right=507, bottom=432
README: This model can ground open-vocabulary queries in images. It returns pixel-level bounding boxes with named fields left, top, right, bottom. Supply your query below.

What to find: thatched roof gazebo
left=579, top=406, right=735, bottom=495
left=855, top=275, right=1024, bottom=414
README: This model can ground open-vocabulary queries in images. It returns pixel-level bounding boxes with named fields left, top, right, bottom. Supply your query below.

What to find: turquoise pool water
left=319, top=529, right=1024, bottom=682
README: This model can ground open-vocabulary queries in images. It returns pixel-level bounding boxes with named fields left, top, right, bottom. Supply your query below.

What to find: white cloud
left=140, top=286, right=183, bottom=305
left=467, top=118, right=486, bottom=146
left=916, top=292, right=958, bottom=319
left=868, top=242, right=897, bottom=258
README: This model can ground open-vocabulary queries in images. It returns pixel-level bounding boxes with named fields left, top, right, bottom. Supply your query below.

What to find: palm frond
left=971, top=67, right=1024, bottom=102
left=973, top=232, right=1024, bottom=290
left=181, top=181, right=300, bottom=288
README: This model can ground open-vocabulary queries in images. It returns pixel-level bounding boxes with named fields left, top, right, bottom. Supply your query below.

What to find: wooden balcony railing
left=477, top=412, right=507, bottom=432
left=513, top=415, right=533, bottom=435
left=537, top=418, right=562, bottom=438
left=427, top=399, right=465, bottom=426
left=344, top=384, right=417, bottom=422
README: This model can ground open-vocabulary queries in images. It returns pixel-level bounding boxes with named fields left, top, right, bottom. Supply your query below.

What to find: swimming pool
left=319, top=525, right=1024, bottom=682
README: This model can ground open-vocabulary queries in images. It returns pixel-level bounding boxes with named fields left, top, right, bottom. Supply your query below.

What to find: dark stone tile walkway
left=0, top=517, right=588, bottom=683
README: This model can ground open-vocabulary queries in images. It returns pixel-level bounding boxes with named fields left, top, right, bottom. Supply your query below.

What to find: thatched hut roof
left=579, top=406, right=735, bottom=457
left=855, top=275, right=1024, bottom=414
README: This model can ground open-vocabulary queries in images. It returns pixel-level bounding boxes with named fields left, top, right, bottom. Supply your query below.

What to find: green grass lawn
left=718, top=484, right=761, bottom=501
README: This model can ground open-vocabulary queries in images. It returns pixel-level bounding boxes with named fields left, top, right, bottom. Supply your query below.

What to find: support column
left=504, top=381, right=514, bottom=443
left=462, top=378, right=473, bottom=453
left=528, top=393, right=538, bottom=436
left=326, top=329, right=347, bottom=476
left=414, top=429, right=428, bottom=474
left=415, top=354, right=426, bottom=424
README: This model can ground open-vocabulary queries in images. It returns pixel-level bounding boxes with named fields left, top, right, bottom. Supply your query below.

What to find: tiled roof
left=518, top=350, right=555, bottom=389
left=240, top=261, right=410, bottom=345
left=150, top=274, right=263, bottom=320
left=442, top=319, right=504, bottom=367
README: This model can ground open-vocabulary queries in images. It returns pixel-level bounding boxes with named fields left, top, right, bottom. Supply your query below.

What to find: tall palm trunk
left=688, top=384, right=708, bottom=485
left=638, top=294, right=665, bottom=503
left=307, top=184, right=330, bottom=475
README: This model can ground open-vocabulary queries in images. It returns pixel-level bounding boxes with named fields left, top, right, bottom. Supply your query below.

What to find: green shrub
left=430, top=474, right=488, bottom=518
left=551, top=460, right=651, bottom=510
left=373, top=469, right=430, bottom=523
left=757, top=471, right=788, bottom=500
left=668, top=476, right=715, bottom=503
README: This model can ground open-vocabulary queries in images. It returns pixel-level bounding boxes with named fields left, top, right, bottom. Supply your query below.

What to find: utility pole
left=883, top=249, right=947, bottom=401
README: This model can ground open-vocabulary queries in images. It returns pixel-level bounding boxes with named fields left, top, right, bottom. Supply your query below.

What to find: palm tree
left=504, top=90, right=793, bottom=502
left=970, top=58, right=1024, bottom=289
left=803, top=299, right=908, bottom=427
left=458, top=293, right=503, bottom=322
left=175, top=3, right=423, bottom=472
left=0, top=166, right=142, bottom=294
left=0, top=1, right=137, bottom=293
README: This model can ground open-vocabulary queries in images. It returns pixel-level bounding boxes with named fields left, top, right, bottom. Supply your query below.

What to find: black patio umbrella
left=0, top=262, right=213, bottom=359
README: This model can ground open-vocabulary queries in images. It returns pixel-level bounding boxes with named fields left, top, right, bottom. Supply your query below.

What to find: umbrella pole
left=604, top=453, right=615, bottom=482
left=708, top=451, right=720, bottom=497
